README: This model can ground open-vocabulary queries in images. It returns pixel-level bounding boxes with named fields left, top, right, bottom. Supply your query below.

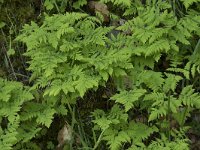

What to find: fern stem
left=193, top=39, right=200, bottom=55
left=180, top=107, right=188, bottom=127
left=77, top=109, right=91, bottom=147
left=66, top=97, right=73, bottom=115
left=169, top=0, right=176, bottom=16
left=65, top=97, right=77, bottom=149
left=167, top=94, right=171, bottom=141
left=2, top=43, right=17, bottom=80
left=54, top=1, right=60, bottom=13
left=92, top=130, right=105, bottom=150
left=92, top=128, right=97, bottom=144
left=69, top=106, right=76, bottom=149
left=173, top=0, right=176, bottom=16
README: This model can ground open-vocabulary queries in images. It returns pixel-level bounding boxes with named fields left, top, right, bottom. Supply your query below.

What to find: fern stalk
left=167, top=93, right=171, bottom=141
left=92, top=130, right=105, bottom=150
left=70, top=106, right=76, bottom=149
left=180, top=107, right=189, bottom=127
left=2, top=43, right=17, bottom=80
left=54, top=1, right=60, bottom=13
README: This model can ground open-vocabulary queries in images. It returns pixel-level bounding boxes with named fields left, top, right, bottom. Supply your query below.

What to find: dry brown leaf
left=88, top=1, right=110, bottom=22
left=56, top=123, right=72, bottom=150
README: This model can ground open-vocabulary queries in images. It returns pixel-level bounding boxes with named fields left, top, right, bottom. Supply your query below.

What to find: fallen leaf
left=88, top=1, right=110, bottom=22
left=57, top=123, right=72, bottom=150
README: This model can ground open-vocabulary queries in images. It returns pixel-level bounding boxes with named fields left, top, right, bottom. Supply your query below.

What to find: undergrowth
left=1, top=0, right=200, bottom=149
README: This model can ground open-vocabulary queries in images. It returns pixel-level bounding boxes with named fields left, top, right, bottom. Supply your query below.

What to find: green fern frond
left=103, top=129, right=131, bottom=150
left=146, top=39, right=171, bottom=56
left=17, top=122, right=42, bottom=143
left=0, top=78, right=34, bottom=149
left=100, top=0, right=131, bottom=7
left=148, top=133, right=189, bottom=150
left=20, top=101, right=59, bottom=128
left=167, top=68, right=190, bottom=79
left=180, top=0, right=200, bottom=9
left=138, top=71, right=164, bottom=91
left=179, top=85, right=200, bottom=108
left=163, top=73, right=183, bottom=92
left=111, top=89, right=146, bottom=112
left=128, top=121, right=158, bottom=144
left=73, top=0, right=87, bottom=9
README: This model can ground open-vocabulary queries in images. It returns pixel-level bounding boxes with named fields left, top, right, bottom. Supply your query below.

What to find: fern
left=180, top=0, right=200, bottom=9
left=14, top=0, right=200, bottom=149
left=103, top=129, right=131, bottom=150
left=179, top=85, right=200, bottom=108
left=167, top=67, right=190, bottom=79
left=127, top=121, right=158, bottom=147
left=111, top=89, right=146, bottom=112
left=93, top=106, right=158, bottom=150
left=137, top=70, right=164, bottom=91
left=73, top=0, right=87, bottom=9
left=20, top=96, right=68, bottom=128
left=17, top=12, right=133, bottom=102
left=148, top=134, right=189, bottom=150
left=100, top=0, right=131, bottom=7
left=163, top=73, right=183, bottom=93
left=17, top=122, right=42, bottom=143
left=0, top=78, right=33, bottom=149
left=44, top=0, right=88, bottom=12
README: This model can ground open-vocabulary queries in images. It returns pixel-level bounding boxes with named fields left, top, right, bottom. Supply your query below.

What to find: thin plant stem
left=92, top=130, right=105, bottom=150
left=167, top=92, right=171, bottom=141
left=2, top=43, right=17, bottom=80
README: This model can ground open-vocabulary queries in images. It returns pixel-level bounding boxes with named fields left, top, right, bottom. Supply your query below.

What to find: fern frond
left=180, top=0, right=200, bottom=9
left=103, top=129, right=131, bottom=150
left=100, top=0, right=131, bottom=7
left=179, top=85, right=200, bottom=108
left=73, top=0, right=87, bottom=9
left=0, top=78, right=34, bottom=149
left=17, top=122, right=42, bottom=143
left=163, top=73, right=182, bottom=92
left=167, top=67, right=190, bottom=79
left=148, top=133, right=189, bottom=150
left=146, top=39, right=171, bottom=56
left=127, top=121, right=158, bottom=144
left=138, top=71, right=164, bottom=91
left=111, top=89, right=146, bottom=112
left=20, top=101, right=59, bottom=128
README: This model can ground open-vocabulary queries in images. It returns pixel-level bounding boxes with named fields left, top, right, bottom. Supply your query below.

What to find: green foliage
left=0, top=78, right=33, bottom=149
left=180, top=0, right=200, bottom=9
left=1, top=0, right=200, bottom=149
left=147, top=132, right=189, bottom=150
left=111, top=89, right=146, bottom=112
left=44, top=0, right=87, bottom=12
left=100, top=0, right=131, bottom=7
left=92, top=105, right=158, bottom=149
left=16, top=12, right=132, bottom=102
